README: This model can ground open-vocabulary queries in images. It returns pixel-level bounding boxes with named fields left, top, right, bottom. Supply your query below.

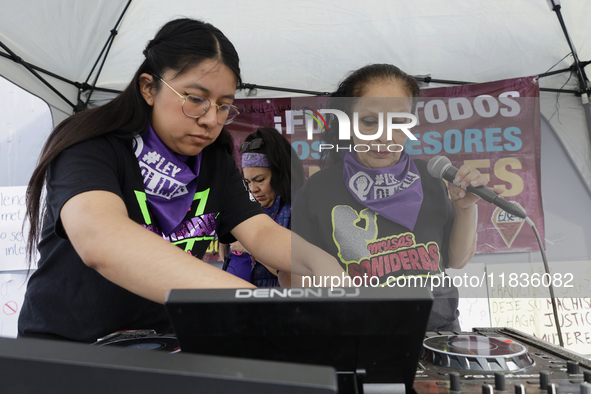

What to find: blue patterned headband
left=242, top=152, right=270, bottom=167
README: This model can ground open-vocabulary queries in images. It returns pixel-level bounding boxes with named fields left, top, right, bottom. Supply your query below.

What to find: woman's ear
left=139, top=73, right=155, bottom=106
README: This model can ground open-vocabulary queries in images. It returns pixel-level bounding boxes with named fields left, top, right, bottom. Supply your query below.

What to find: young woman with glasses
left=220, top=127, right=305, bottom=287
left=19, top=18, right=344, bottom=342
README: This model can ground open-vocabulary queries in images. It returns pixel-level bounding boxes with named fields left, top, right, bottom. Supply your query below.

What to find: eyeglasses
left=239, top=138, right=264, bottom=153
left=154, top=75, right=240, bottom=125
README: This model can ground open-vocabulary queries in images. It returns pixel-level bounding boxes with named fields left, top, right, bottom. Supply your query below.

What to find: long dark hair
left=241, top=127, right=305, bottom=206
left=321, top=63, right=421, bottom=167
left=25, top=18, right=242, bottom=267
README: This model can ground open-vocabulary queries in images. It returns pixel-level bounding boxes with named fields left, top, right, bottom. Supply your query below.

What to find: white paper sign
left=0, top=272, right=29, bottom=338
left=0, top=186, right=34, bottom=271
left=449, top=263, right=492, bottom=331
left=487, top=261, right=591, bottom=354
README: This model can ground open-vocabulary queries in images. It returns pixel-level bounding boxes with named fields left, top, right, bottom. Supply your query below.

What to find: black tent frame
left=0, top=0, right=590, bottom=349
left=0, top=0, right=130, bottom=112
left=0, top=0, right=589, bottom=110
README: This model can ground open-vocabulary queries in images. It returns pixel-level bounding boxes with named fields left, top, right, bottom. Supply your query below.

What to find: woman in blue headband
left=222, top=127, right=305, bottom=287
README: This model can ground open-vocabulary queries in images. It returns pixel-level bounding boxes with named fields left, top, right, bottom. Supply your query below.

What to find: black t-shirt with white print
left=292, top=159, right=461, bottom=331
left=18, top=133, right=263, bottom=343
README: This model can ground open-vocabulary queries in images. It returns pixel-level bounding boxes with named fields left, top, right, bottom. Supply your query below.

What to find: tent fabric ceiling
left=2, top=1, right=590, bottom=98
left=1, top=0, right=590, bottom=189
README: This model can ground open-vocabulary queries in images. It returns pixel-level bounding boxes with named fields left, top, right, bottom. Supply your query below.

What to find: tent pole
left=538, top=61, right=591, bottom=80
left=549, top=0, right=591, bottom=157
left=83, top=0, right=132, bottom=86
left=0, top=51, right=122, bottom=97
left=0, top=51, right=78, bottom=86
left=0, top=40, right=77, bottom=111
left=80, top=0, right=132, bottom=111
left=584, top=102, right=591, bottom=161
left=239, top=75, right=584, bottom=97
left=241, top=83, right=331, bottom=96
left=549, top=1, right=591, bottom=96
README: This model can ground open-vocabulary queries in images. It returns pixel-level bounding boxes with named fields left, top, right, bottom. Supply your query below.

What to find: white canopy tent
left=1, top=0, right=591, bottom=344
left=0, top=0, right=590, bottom=192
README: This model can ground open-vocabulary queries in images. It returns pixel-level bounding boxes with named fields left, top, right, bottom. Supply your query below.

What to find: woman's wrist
left=452, top=200, right=477, bottom=215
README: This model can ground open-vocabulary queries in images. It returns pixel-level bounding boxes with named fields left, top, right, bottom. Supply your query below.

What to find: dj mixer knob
left=568, top=361, right=581, bottom=375
left=540, top=371, right=550, bottom=390
left=580, top=382, right=591, bottom=394
left=515, top=383, right=527, bottom=394
left=414, top=328, right=591, bottom=394
left=450, top=372, right=462, bottom=391
left=495, top=372, right=507, bottom=391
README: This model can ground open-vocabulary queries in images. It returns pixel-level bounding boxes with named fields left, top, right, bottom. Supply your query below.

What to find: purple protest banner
left=413, top=77, right=542, bottom=253
left=208, top=76, right=541, bottom=260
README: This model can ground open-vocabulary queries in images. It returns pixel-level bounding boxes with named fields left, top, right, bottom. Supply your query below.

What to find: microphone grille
left=427, top=156, right=452, bottom=179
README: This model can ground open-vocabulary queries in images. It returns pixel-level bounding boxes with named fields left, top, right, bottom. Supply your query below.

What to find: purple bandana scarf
left=242, top=152, right=269, bottom=167
left=133, top=125, right=202, bottom=234
left=343, top=151, right=423, bottom=231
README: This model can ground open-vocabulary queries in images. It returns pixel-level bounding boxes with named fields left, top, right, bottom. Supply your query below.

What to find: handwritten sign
left=0, top=186, right=36, bottom=271
left=448, top=263, right=491, bottom=331
left=487, top=261, right=591, bottom=354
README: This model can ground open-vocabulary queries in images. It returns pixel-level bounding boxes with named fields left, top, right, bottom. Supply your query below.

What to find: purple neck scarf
left=343, top=151, right=423, bottom=231
left=133, top=125, right=202, bottom=234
